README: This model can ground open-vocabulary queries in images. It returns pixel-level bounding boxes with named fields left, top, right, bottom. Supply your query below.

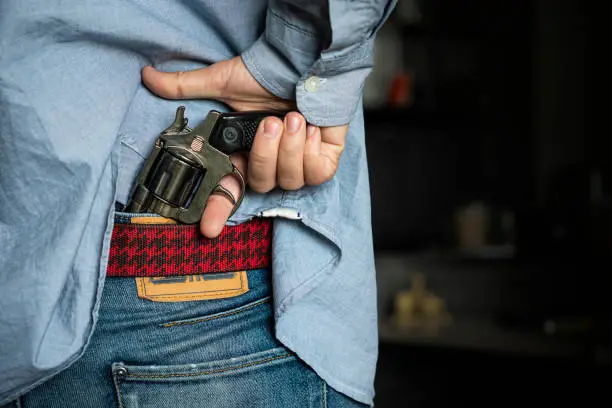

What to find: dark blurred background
left=364, top=1, right=604, bottom=406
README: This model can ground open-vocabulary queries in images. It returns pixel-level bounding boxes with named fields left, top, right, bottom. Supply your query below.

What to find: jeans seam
left=322, top=380, right=327, bottom=408
left=124, top=353, right=293, bottom=379
left=160, top=296, right=271, bottom=328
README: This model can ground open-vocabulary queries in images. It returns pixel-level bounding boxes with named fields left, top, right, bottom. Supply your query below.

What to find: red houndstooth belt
left=106, top=215, right=272, bottom=277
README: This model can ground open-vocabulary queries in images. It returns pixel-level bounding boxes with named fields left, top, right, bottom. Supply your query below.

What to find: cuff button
left=304, top=76, right=324, bottom=93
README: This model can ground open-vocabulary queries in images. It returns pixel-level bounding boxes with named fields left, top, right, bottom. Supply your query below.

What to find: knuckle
left=278, top=150, right=301, bottom=165
left=247, top=170, right=275, bottom=194
left=304, top=171, right=322, bottom=186
left=174, top=71, right=186, bottom=98
left=322, top=172, right=334, bottom=183
left=306, top=167, right=334, bottom=186
left=278, top=176, right=304, bottom=191
left=249, top=179, right=275, bottom=193
left=322, top=164, right=337, bottom=182
left=276, top=158, right=303, bottom=189
left=305, top=175, right=324, bottom=186
left=278, top=143, right=304, bottom=160
left=248, top=151, right=275, bottom=167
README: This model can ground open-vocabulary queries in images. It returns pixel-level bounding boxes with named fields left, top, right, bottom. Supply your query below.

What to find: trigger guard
left=211, top=165, right=246, bottom=217
left=212, top=184, right=236, bottom=205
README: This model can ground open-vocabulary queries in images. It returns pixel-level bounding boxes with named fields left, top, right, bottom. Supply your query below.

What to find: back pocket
left=112, top=348, right=323, bottom=408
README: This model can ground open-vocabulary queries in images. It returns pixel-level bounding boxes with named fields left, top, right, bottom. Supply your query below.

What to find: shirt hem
left=276, top=332, right=374, bottom=407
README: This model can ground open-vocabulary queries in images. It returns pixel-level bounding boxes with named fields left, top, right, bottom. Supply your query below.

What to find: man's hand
left=141, top=57, right=348, bottom=238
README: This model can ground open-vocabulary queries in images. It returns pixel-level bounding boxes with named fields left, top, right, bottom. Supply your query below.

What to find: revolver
left=125, top=106, right=283, bottom=223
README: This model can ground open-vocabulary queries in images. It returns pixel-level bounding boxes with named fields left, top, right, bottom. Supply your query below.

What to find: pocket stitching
left=160, top=296, right=271, bottom=328
left=124, top=352, right=293, bottom=380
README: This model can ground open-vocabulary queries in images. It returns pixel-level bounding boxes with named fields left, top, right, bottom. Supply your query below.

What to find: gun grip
left=208, top=111, right=286, bottom=155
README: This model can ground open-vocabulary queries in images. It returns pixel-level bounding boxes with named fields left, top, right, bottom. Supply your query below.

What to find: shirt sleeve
left=240, top=0, right=396, bottom=127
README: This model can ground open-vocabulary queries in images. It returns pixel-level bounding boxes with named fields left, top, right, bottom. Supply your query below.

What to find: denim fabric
left=2, top=269, right=365, bottom=407
left=0, top=0, right=390, bottom=405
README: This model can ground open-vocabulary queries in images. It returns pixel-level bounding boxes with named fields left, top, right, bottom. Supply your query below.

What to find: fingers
left=248, top=117, right=283, bottom=193
left=304, top=125, right=347, bottom=185
left=194, top=112, right=347, bottom=238
left=277, top=112, right=306, bottom=190
left=249, top=113, right=347, bottom=191
left=248, top=112, right=307, bottom=192
left=141, top=62, right=230, bottom=100
left=200, top=153, right=247, bottom=238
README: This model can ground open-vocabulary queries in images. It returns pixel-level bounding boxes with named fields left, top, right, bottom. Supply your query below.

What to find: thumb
left=141, top=62, right=231, bottom=100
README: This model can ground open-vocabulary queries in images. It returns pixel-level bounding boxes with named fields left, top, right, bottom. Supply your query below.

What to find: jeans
left=5, top=268, right=365, bottom=407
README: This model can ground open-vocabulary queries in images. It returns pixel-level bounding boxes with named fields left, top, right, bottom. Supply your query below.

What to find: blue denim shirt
left=0, top=0, right=395, bottom=405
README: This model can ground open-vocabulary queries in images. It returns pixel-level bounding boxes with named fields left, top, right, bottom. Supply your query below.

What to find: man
left=0, top=0, right=395, bottom=406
